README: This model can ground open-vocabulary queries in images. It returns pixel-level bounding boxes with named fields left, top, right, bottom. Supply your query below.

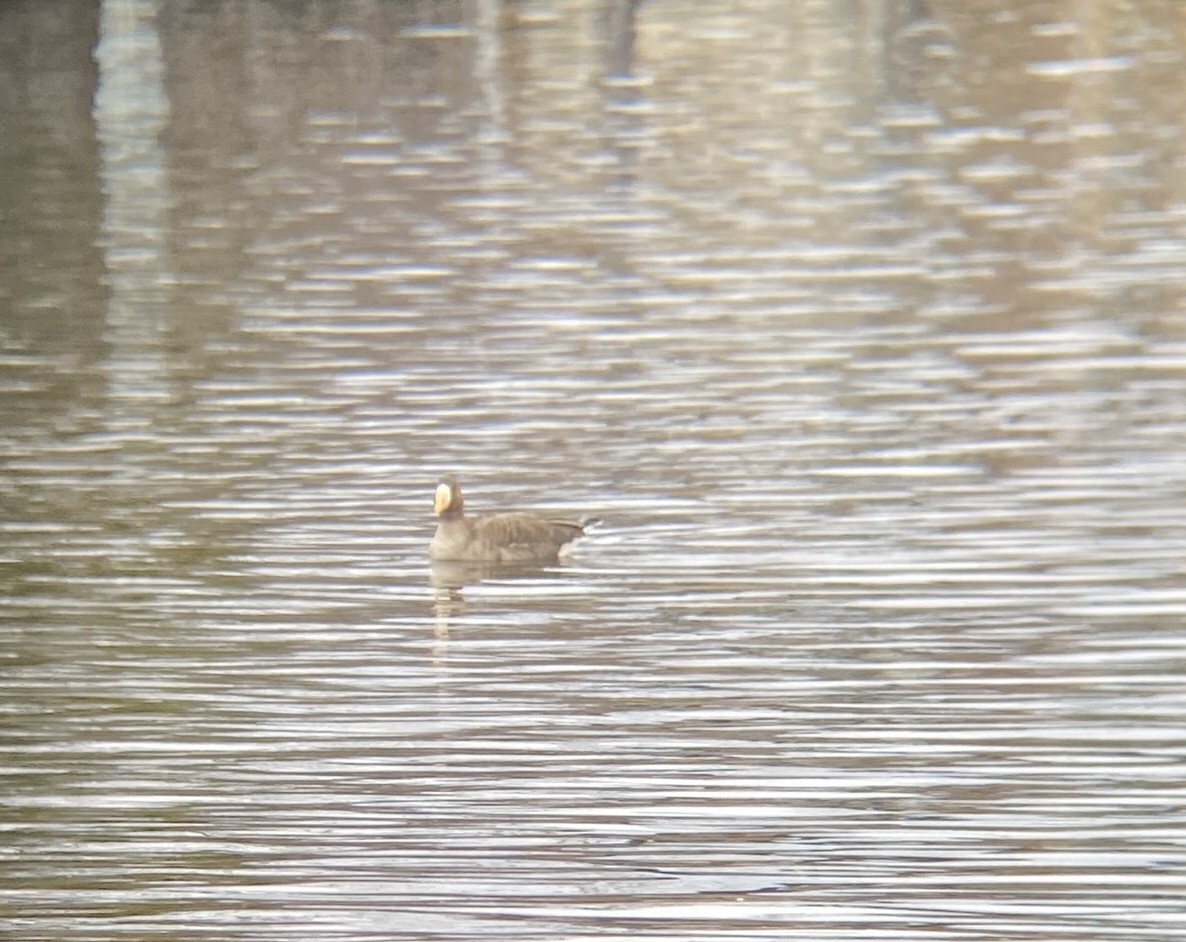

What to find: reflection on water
left=3, top=0, right=1186, bottom=939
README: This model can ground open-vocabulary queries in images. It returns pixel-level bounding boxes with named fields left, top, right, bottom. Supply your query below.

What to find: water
left=3, top=0, right=1186, bottom=939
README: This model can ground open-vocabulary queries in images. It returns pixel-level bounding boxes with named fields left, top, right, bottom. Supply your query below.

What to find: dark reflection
left=0, top=0, right=107, bottom=431
left=599, top=0, right=646, bottom=193
left=602, top=0, right=642, bottom=78
left=881, top=0, right=956, bottom=103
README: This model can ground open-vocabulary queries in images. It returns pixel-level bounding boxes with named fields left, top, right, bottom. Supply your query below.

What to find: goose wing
left=474, top=512, right=584, bottom=548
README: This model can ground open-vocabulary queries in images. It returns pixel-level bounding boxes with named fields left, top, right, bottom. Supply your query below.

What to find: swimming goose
left=429, top=476, right=588, bottom=563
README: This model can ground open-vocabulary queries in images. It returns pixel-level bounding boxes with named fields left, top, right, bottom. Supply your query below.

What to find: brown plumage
left=429, top=476, right=587, bottom=564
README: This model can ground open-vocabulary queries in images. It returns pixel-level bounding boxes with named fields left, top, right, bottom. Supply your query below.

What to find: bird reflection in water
left=430, top=559, right=588, bottom=660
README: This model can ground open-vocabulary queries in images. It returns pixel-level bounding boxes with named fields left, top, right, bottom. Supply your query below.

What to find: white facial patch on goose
left=434, top=482, right=453, bottom=514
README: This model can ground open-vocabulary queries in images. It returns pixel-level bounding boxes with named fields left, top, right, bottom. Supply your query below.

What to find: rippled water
left=4, top=0, right=1186, bottom=939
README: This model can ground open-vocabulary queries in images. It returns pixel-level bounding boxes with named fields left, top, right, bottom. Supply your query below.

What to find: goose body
left=429, top=476, right=586, bottom=564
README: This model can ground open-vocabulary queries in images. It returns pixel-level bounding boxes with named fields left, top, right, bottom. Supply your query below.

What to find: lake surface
left=3, top=0, right=1186, bottom=939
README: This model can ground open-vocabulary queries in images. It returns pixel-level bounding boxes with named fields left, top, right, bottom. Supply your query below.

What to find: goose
left=429, top=476, right=588, bottom=564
